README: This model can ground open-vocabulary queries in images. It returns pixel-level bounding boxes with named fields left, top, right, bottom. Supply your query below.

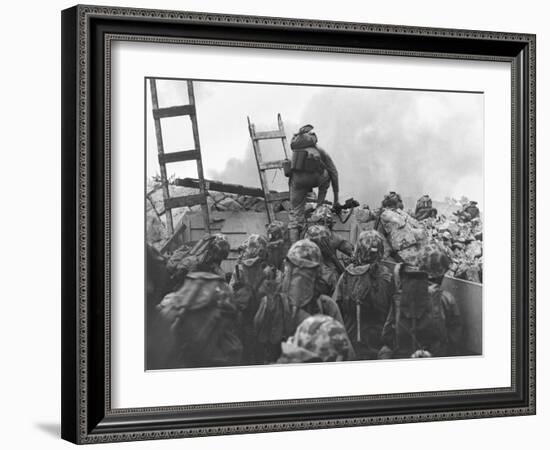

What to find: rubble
left=422, top=215, right=483, bottom=283
left=146, top=179, right=483, bottom=283
left=353, top=201, right=483, bottom=283
left=146, top=180, right=294, bottom=248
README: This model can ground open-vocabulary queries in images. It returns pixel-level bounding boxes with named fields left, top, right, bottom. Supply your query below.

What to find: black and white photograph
left=145, top=78, right=483, bottom=370
left=56, top=3, right=537, bottom=445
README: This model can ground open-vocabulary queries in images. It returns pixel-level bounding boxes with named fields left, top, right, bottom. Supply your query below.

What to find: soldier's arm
left=317, top=147, right=339, bottom=203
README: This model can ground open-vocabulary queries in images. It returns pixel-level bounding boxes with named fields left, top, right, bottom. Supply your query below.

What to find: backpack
left=379, top=209, right=419, bottom=252
left=232, top=260, right=270, bottom=320
left=156, top=272, right=242, bottom=368
left=338, top=264, right=392, bottom=343
left=416, top=195, right=432, bottom=212
left=290, top=146, right=325, bottom=174
left=382, top=192, right=404, bottom=209
left=392, top=266, right=447, bottom=357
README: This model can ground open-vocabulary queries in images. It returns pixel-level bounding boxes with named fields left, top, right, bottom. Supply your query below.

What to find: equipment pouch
left=282, top=158, right=292, bottom=177
left=303, top=156, right=323, bottom=174
left=291, top=149, right=308, bottom=171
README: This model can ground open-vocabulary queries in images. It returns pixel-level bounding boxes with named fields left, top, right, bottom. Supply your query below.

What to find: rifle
left=332, top=198, right=360, bottom=223
left=317, top=238, right=346, bottom=275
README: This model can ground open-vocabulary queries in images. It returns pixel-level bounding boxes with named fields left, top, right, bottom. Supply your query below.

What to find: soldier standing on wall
left=287, top=125, right=341, bottom=244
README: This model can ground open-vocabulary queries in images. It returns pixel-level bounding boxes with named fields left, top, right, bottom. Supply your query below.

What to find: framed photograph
left=61, top=5, right=536, bottom=444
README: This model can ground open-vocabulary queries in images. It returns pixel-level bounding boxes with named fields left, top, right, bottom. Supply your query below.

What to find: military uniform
left=166, top=234, right=230, bottom=290
left=253, top=239, right=346, bottom=362
left=265, top=220, right=290, bottom=271
left=229, top=234, right=282, bottom=364
left=288, top=125, right=340, bottom=242
left=154, top=272, right=243, bottom=369
left=277, top=315, right=355, bottom=363
left=414, top=194, right=438, bottom=221
left=305, top=224, right=341, bottom=296
left=381, top=191, right=404, bottom=210
left=333, top=230, right=394, bottom=359
left=146, top=245, right=171, bottom=370
left=376, top=201, right=428, bottom=267
left=378, top=245, right=463, bottom=359
left=455, top=201, right=480, bottom=222
left=308, top=205, right=354, bottom=255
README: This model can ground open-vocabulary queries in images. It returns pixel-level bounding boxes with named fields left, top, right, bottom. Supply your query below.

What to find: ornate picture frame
left=61, top=5, right=535, bottom=444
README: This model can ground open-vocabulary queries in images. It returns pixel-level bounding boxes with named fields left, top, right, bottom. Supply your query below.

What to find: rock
left=280, top=200, right=291, bottom=212
left=452, top=242, right=465, bottom=251
left=243, top=196, right=260, bottom=210
left=216, top=197, right=243, bottom=212
left=465, top=240, right=482, bottom=259
left=209, top=191, right=226, bottom=203
left=254, top=201, right=267, bottom=212
left=235, top=195, right=248, bottom=206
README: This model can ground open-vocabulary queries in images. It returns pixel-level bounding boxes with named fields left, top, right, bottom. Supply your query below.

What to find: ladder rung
left=159, top=150, right=200, bottom=164
left=153, top=104, right=195, bottom=119
left=165, top=193, right=207, bottom=210
left=253, top=130, right=286, bottom=140
left=266, top=192, right=290, bottom=202
left=259, top=159, right=286, bottom=171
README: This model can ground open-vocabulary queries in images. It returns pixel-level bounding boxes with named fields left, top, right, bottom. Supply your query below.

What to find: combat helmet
left=279, top=315, right=354, bottom=363
left=298, top=124, right=314, bottom=134
left=286, top=239, right=321, bottom=269
left=418, top=243, right=451, bottom=280
left=381, top=191, right=404, bottom=209
left=354, top=230, right=385, bottom=265
left=310, top=204, right=335, bottom=228
left=158, top=272, right=233, bottom=322
left=266, top=220, right=287, bottom=243
left=208, top=233, right=230, bottom=263
left=304, top=224, right=331, bottom=245
left=239, top=234, right=268, bottom=260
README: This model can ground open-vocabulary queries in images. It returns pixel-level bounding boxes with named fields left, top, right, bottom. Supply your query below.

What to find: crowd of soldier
left=146, top=123, right=474, bottom=368
left=146, top=194, right=464, bottom=369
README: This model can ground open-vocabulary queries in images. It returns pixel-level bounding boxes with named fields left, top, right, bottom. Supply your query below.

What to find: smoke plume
left=208, top=88, right=483, bottom=209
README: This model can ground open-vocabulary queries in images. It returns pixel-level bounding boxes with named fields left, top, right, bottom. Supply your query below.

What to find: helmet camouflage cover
left=208, top=233, right=230, bottom=262
left=266, top=220, right=287, bottom=242
left=286, top=239, right=321, bottom=268
left=281, top=315, right=353, bottom=362
left=354, top=230, right=385, bottom=264
left=381, top=191, right=403, bottom=209
left=298, top=124, right=314, bottom=134
left=310, top=205, right=334, bottom=226
left=418, top=243, right=451, bottom=279
left=158, top=272, right=233, bottom=322
left=239, top=233, right=268, bottom=260
left=304, top=224, right=331, bottom=245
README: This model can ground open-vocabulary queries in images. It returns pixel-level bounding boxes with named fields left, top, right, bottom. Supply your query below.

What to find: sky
left=146, top=79, right=484, bottom=209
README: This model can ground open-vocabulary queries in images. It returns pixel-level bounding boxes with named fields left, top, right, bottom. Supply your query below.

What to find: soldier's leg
left=289, top=177, right=308, bottom=243
left=316, top=171, right=331, bottom=206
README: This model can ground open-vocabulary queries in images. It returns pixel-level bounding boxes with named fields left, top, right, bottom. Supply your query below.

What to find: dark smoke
left=208, top=88, right=483, bottom=209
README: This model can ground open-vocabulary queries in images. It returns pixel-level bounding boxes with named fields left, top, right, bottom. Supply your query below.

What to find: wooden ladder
left=149, top=78, right=210, bottom=236
left=247, top=113, right=290, bottom=223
